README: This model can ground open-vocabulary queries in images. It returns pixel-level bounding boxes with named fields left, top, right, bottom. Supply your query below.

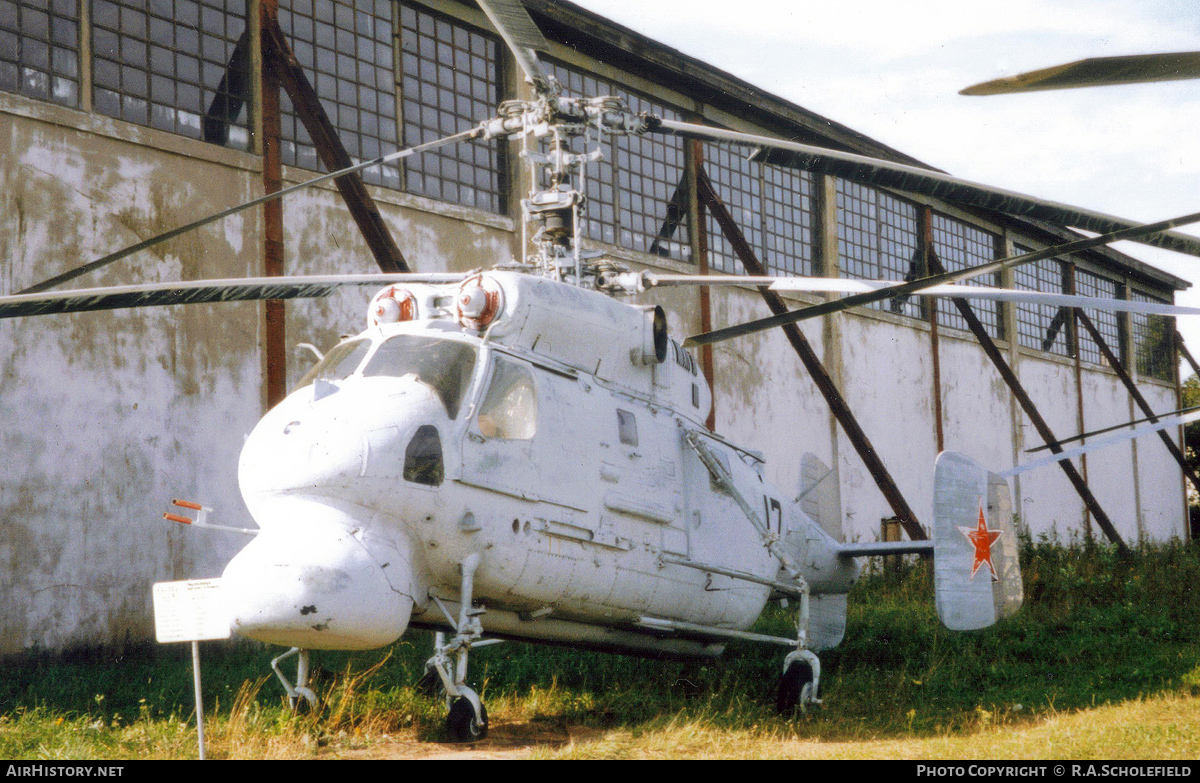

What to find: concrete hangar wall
left=0, top=0, right=1188, bottom=655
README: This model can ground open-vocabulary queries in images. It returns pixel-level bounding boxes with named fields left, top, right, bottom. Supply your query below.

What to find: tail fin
left=933, top=452, right=1023, bottom=631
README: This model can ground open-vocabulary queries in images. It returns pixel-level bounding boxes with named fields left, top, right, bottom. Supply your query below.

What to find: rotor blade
left=962, top=52, right=1200, bottom=96
left=683, top=206, right=1200, bottom=348
left=0, top=274, right=466, bottom=320
left=1026, top=405, right=1200, bottom=454
left=19, top=128, right=484, bottom=295
left=1001, top=409, right=1200, bottom=479
left=648, top=118, right=1200, bottom=258
left=647, top=274, right=1200, bottom=318
left=474, top=0, right=553, bottom=95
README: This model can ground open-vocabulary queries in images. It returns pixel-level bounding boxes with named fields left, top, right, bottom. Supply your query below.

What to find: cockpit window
left=476, top=358, right=537, bottom=440
left=362, top=336, right=478, bottom=419
left=297, top=339, right=371, bottom=389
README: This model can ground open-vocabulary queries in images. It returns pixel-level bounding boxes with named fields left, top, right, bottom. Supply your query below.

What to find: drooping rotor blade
left=1001, top=409, right=1200, bottom=479
left=648, top=118, right=1200, bottom=258
left=1026, top=405, right=1200, bottom=454
left=962, top=52, right=1200, bottom=96
left=20, top=128, right=484, bottom=295
left=475, top=0, right=553, bottom=95
left=684, top=206, right=1200, bottom=348
left=0, top=274, right=466, bottom=320
left=645, top=274, right=1200, bottom=318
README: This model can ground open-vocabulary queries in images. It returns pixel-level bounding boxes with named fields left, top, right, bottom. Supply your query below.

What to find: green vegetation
left=2, top=539, right=1199, bottom=759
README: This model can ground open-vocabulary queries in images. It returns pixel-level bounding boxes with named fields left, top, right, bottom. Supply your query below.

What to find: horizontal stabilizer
left=933, top=452, right=1023, bottom=631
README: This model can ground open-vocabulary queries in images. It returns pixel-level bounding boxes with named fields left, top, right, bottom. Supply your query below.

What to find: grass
left=2, top=538, right=1200, bottom=759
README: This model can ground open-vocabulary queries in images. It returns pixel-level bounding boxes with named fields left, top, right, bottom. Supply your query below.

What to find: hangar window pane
left=281, top=0, right=400, bottom=188
left=0, top=0, right=79, bottom=107
left=1130, top=290, right=1175, bottom=382
left=931, top=213, right=1004, bottom=339
left=835, top=179, right=921, bottom=318
left=1013, top=247, right=1073, bottom=358
left=399, top=2, right=503, bottom=210
left=1074, top=268, right=1123, bottom=367
left=615, top=89, right=689, bottom=261
left=704, top=141, right=762, bottom=274
left=763, top=164, right=814, bottom=277
left=92, top=0, right=249, bottom=149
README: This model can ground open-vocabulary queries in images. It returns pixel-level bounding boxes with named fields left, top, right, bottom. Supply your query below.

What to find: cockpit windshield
left=362, top=336, right=478, bottom=418
left=297, top=339, right=371, bottom=388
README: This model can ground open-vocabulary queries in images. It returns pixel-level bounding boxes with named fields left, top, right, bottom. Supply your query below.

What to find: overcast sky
left=568, top=0, right=1200, bottom=365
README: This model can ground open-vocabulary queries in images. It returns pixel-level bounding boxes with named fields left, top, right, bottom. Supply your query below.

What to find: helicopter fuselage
left=221, top=272, right=859, bottom=658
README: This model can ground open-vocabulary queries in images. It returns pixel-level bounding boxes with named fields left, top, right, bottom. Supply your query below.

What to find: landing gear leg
left=271, top=647, right=318, bottom=712
left=424, top=554, right=503, bottom=742
left=776, top=580, right=821, bottom=715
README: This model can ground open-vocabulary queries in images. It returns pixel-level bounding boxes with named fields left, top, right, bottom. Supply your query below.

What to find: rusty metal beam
left=1075, top=310, right=1200, bottom=504
left=696, top=166, right=925, bottom=540
left=260, top=1, right=286, bottom=409
left=919, top=207, right=944, bottom=451
left=261, top=17, right=408, bottom=273
left=923, top=251, right=1128, bottom=553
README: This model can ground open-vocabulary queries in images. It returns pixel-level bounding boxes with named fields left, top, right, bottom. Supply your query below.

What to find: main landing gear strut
left=684, top=431, right=822, bottom=715
left=424, top=553, right=503, bottom=742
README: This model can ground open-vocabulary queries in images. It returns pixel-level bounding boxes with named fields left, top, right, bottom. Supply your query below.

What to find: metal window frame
left=90, top=0, right=250, bottom=149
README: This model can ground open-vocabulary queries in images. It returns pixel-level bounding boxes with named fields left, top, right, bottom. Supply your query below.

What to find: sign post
left=152, top=579, right=231, bottom=760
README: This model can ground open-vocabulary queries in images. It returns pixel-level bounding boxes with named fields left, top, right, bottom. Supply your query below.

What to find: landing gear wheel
left=775, top=660, right=815, bottom=715
left=446, top=696, right=488, bottom=742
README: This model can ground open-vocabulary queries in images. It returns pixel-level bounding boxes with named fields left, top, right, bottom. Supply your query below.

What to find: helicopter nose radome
left=221, top=518, right=413, bottom=650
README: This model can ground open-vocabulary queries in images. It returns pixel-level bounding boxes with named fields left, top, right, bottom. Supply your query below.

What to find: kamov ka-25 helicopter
left=8, top=0, right=1200, bottom=743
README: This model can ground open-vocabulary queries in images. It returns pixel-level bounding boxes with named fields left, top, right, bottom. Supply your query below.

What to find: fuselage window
left=403, top=425, right=444, bottom=487
left=362, top=336, right=478, bottom=419
left=476, top=357, right=537, bottom=440
left=617, top=409, right=638, bottom=446
left=296, top=339, right=371, bottom=388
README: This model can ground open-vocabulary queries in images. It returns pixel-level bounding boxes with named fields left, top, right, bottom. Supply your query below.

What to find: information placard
left=152, top=579, right=231, bottom=643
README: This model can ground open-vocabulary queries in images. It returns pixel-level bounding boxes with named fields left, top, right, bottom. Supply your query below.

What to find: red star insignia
left=957, top=502, right=1003, bottom=582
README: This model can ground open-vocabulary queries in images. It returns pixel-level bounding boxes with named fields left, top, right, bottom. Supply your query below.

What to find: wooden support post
left=260, top=0, right=286, bottom=409
left=696, top=167, right=925, bottom=540
left=920, top=207, right=944, bottom=451
left=260, top=17, right=409, bottom=273
left=686, top=140, right=716, bottom=432
left=1066, top=265, right=1092, bottom=539
left=1076, top=311, right=1200, bottom=511
left=923, top=252, right=1129, bottom=553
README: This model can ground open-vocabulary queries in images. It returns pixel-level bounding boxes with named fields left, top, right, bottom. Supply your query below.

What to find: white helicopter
left=6, top=0, right=1200, bottom=742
